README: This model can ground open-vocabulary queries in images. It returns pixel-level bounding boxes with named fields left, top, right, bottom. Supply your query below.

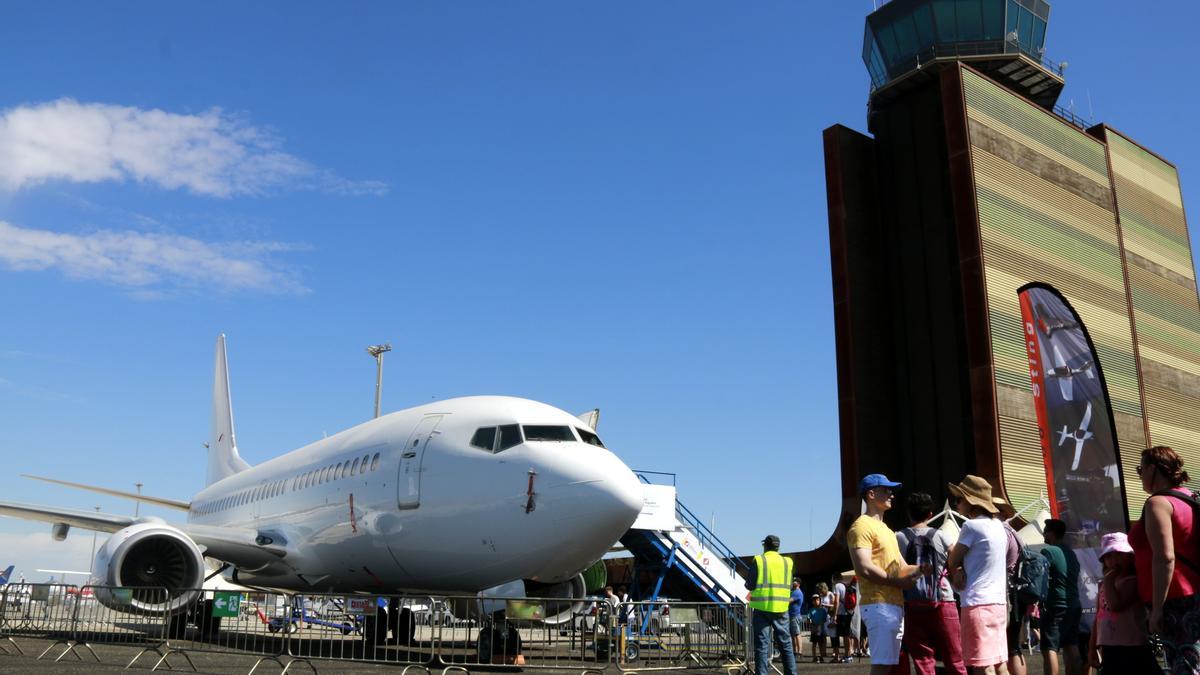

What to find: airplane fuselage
left=187, top=396, right=643, bottom=595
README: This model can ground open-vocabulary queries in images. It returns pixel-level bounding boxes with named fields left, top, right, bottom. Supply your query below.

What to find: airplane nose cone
left=553, top=455, right=643, bottom=530
left=533, top=449, right=645, bottom=579
left=608, top=466, right=646, bottom=522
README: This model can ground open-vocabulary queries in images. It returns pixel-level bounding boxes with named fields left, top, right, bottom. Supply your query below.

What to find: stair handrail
left=634, top=471, right=750, bottom=575
left=638, top=529, right=745, bottom=607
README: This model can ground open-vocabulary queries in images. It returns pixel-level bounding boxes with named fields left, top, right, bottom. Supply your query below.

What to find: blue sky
left=1, top=1, right=1198, bottom=582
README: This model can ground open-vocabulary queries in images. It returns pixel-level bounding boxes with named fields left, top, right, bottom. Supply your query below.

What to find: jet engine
left=91, top=522, right=206, bottom=615
left=522, top=574, right=589, bottom=625
left=474, top=573, right=588, bottom=625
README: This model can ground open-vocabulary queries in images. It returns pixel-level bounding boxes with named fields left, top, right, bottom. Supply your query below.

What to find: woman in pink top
left=1087, top=532, right=1157, bottom=671
left=1129, top=445, right=1200, bottom=673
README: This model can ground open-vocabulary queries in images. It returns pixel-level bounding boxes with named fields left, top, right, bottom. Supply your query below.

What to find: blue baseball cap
left=859, top=473, right=902, bottom=495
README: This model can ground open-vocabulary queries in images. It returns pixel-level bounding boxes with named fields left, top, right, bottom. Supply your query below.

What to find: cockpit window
left=576, top=428, right=605, bottom=447
left=522, top=425, right=577, bottom=442
left=470, top=427, right=497, bottom=451
left=497, top=424, right=522, bottom=451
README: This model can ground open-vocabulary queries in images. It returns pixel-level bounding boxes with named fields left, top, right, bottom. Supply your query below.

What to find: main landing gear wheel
left=386, top=598, right=415, bottom=645
left=198, top=599, right=222, bottom=640
left=364, top=604, right=389, bottom=646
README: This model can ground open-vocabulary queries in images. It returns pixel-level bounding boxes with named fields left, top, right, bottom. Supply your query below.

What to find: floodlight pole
left=89, top=506, right=100, bottom=577
left=367, top=343, right=392, bottom=419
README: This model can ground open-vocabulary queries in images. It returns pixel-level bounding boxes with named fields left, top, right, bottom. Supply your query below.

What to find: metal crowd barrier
left=0, top=584, right=752, bottom=674
left=65, top=586, right=175, bottom=667
left=432, top=593, right=612, bottom=672
left=0, top=583, right=78, bottom=658
left=156, top=587, right=313, bottom=673
left=613, top=601, right=748, bottom=673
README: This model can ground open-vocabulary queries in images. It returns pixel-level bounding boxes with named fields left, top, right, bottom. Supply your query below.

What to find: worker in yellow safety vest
left=748, top=534, right=796, bottom=675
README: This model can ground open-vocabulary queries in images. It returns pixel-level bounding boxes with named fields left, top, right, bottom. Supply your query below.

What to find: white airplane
left=0, top=335, right=644, bottom=639
left=1045, top=343, right=1095, bottom=401
left=1058, top=402, right=1094, bottom=471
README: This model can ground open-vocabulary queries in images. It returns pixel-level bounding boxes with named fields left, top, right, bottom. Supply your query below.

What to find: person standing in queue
left=946, top=475, right=1010, bottom=675
left=1130, top=445, right=1200, bottom=674
left=789, top=580, right=806, bottom=657
left=832, top=573, right=854, bottom=663
left=748, top=534, right=797, bottom=675
left=847, top=473, right=923, bottom=675
left=1039, top=519, right=1083, bottom=675
left=895, top=491, right=967, bottom=675
left=992, top=497, right=1027, bottom=675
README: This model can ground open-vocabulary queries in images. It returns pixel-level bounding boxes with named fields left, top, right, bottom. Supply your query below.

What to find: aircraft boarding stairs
left=619, top=472, right=750, bottom=629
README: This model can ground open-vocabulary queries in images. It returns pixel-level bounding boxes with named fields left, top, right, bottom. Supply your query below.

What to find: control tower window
left=522, top=425, right=576, bottom=442
left=497, top=424, right=522, bottom=451
left=470, top=427, right=497, bottom=451
left=576, top=428, right=605, bottom=448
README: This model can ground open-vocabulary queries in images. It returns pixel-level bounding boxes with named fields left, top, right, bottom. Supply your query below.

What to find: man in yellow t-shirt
left=847, top=473, right=923, bottom=675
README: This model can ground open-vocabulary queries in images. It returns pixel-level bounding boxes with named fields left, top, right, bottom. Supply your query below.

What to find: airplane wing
left=0, top=500, right=287, bottom=571
left=0, top=501, right=134, bottom=533
left=20, top=475, right=191, bottom=511
left=1052, top=343, right=1068, bottom=370
left=1058, top=376, right=1073, bottom=401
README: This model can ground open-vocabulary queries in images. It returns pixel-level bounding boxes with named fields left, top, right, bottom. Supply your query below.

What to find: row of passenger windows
left=469, top=425, right=605, bottom=452
left=291, top=452, right=382, bottom=492
left=194, top=451, right=382, bottom=516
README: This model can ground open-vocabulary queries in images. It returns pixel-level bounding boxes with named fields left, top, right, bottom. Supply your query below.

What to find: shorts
left=789, top=616, right=803, bottom=637
left=962, top=604, right=1008, bottom=667
left=1040, top=605, right=1081, bottom=651
left=810, top=630, right=826, bottom=645
left=860, top=603, right=904, bottom=665
left=1099, top=644, right=1160, bottom=671
left=836, top=613, right=852, bottom=638
left=1007, top=600, right=1027, bottom=656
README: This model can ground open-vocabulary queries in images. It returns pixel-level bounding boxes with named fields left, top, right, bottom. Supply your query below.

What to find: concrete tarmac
left=0, top=636, right=1057, bottom=674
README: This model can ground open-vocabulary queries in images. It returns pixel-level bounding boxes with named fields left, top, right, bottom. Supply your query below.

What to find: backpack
left=1011, top=536, right=1049, bottom=605
left=902, top=527, right=942, bottom=602
left=844, top=585, right=857, bottom=612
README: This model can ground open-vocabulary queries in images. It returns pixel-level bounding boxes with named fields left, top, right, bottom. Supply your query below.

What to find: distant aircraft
left=1045, top=343, right=1095, bottom=401
left=0, top=335, right=644, bottom=642
left=0, top=565, right=13, bottom=585
left=1036, top=305, right=1080, bottom=339
left=36, top=568, right=91, bottom=584
left=1058, top=402, right=1095, bottom=471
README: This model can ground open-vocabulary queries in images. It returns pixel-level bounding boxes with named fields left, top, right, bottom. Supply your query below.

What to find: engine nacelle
left=92, top=522, right=206, bottom=615
left=474, top=574, right=588, bottom=625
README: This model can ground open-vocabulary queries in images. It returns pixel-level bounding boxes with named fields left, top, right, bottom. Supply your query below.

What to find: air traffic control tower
left=807, top=0, right=1200, bottom=574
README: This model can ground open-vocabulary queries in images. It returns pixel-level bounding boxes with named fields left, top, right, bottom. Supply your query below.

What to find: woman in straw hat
left=945, top=475, right=1010, bottom=675
left=1129, top=445, right=1200, bottom=673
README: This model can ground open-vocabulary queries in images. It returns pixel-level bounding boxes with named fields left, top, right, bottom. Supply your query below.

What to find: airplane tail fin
left=208, top=335, right=251, bottom=486
left=0, top=565, right=12, bottom=585
left=575, top=409, right=600, bottom=430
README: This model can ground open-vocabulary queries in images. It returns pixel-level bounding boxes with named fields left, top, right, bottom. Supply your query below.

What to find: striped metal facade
left=1104, top=129, right=1200, bottom=516
left=960, top=67, right=1150, bottom=518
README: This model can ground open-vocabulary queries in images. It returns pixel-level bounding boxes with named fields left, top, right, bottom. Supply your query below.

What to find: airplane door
left=397, top=415, right=442, bottom=509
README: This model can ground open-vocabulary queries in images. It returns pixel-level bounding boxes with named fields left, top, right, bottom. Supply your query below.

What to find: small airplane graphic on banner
left=1058, top=402, right=1095, bottom=471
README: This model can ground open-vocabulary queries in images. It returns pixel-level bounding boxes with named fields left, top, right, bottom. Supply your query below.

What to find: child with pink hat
left=1087, top=532, right=1158, bottom=671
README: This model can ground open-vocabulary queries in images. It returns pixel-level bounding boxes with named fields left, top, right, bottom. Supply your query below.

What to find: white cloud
left=0, top=99, right=386, bottom=197
left=0, top=220, right=308, bottom=296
